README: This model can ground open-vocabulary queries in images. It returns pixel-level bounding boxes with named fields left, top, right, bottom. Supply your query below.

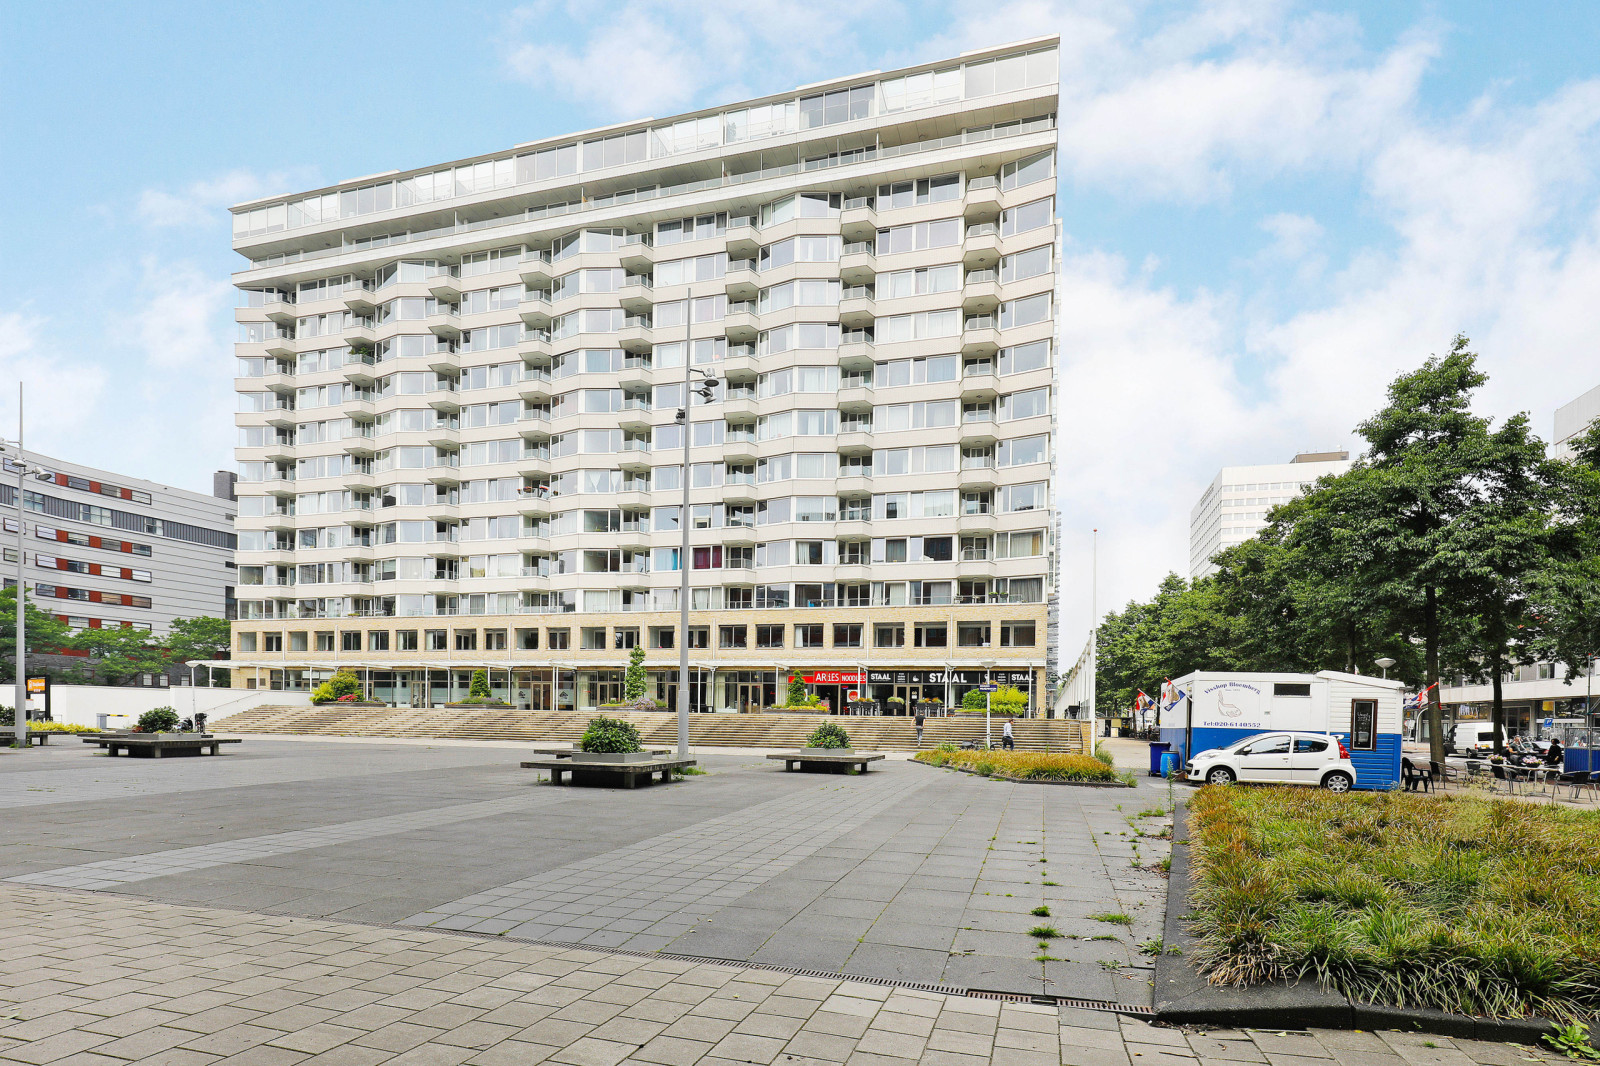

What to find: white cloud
left=132, top=259, right=232, bottom=370
left=0, top=310, right=110, bottom=454
left=137, top=168, right=313, bottom=228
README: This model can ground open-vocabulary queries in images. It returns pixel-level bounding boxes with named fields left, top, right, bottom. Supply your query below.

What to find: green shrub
left=990, top=684, right=1027, bottom=716
left=786, top=672, right=808, bottom=706
left=623, top=645, right=648, bottom=701
left=806, top=721, right=851, bottom=749
left=310, top=669, right=362, bottom=704
left=1093, top=742, right=1115, bottom=768
left=137, top=706, right=180, bottom=733
left=961, top=689, right=988, bottom=712
left=23, top=721, right=100, bottom=734
left=468, top=670, right=492, bottom=700
left=913, top=749, right=1118, bottom=782
left=580, top=715, right=642, bottom=754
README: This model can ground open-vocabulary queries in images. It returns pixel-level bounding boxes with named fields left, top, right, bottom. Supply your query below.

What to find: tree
left=310, top=669, right=362, bottom=704
left=164, top=616, right=232, bottom=686
left=784, top=671, right=806, bottom=707
left=624, top=645, right=648, bottom=701
left=71, top=626, right=168, bottom=686
left=0, top=586, right=71, bottom=683
left=1351, top=336, right=1500, bottom=766
left=468, top=669, right=492, bottom=701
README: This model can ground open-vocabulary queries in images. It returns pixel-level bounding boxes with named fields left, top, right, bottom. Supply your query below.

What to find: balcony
left=428, top=276, right=463, bottom=303
left=619, top=233, right=654, bottom=272
left=960, top=368, right=1001, bottom=399
left=518, top=329, right=551, bottom=361
left=725, top=217, right=760, bottom=260
left=519, top=250, right=552, bottom=287
left=959, top=465, right=999, bottom=491
left=962, top=269, right=1002, bottom=314
left=722, top=434, right=758, bottom=464
left=424, top=309, right=461, bottom=342
left=838, top=286, right=876, bottom=329
left=840, top=196, right=878, bottom=242
left=517, top=491, right=554, bottom=516
left=835, top=474, right=872, bottom=496
left=835, top=430, right=872, bottom=451
left=617, top=439, right=652, bottom=472
left=963, top=223, right=1002, bottom=268
left=721, top=397, right=758, bottom=421
left=518, top=292, right=552, bottom=328
left=961, top=316, right=1001, bottom=357
left=837, top=385, right=873, bottom=411
left=618, top=276, right=654, bottom=315
left=724, top=260, right=759, bottom=300
left=839, top=241, right=876, bottom=285
left=723, top=304, right=759, bottom=343
left=343, top=285, right=377, bottom=316
left=519, top=370, right=553, bottom=402
left=617, top=317, right=653, bottom=353
left=723, top=521, right=757, bottom=545
left=837, top=330, right=875, bottom=370
left=615, top=488, right=651, bottom=511
left=963, top=176, right=1002, bottom=222
left=618, top=398, right=654, bottom=432
left=263, top=302, right=297, bottom=327
left=617, top=360, right=652, bottom=392
left=959, top=418, right=998, bottom=446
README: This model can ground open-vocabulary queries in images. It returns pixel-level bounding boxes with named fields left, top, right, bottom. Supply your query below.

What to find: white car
left=1184, top=731, right=1357, bottom=792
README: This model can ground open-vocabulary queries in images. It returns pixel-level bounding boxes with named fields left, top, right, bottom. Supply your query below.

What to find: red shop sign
left=802, top=671, right=865, bottom=685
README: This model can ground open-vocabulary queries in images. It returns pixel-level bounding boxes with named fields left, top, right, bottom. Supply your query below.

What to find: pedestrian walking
left=1002, top=718, right=1014, bottom=751
left=915, top=709, right=926, bottom=746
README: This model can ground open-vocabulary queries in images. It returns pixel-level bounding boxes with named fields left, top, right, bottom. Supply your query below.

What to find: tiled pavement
left=0, top=885, right=1569, bottom=1066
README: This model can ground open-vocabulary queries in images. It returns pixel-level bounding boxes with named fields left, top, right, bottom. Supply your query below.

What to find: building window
left=238, top=632, right=258, bottom=653
left=289, top=631, right=308, bottom=652
left=687, top=626, right=709, bottom=649
left=795, top=624, right=824, bottom=648
left=397, top=629, right=418, bottom=651
left=454, top=630, right=477, bottom=651
left=914, top=624, right=947, bottom=648
left=875, top=624, right=905, bottom=648
left=518, top=628, right=539, bottom=650
left=581, top=627, right=607, bottom=650
left=999, top=621, right=1035, bottom=647
left=484, top=629, right=507, bottom=651
left=369, top=631, right=390, bottom=651
left=427, top=629, right=447, bottom=651
left=548, top=628, right=570, bottom=650
left=343, top=631, right=362, bottom=652
left=957, top=622, right=990, bottom=647
left=833, top=623, right=862, bottom=648
left=719, top=625, right=748, bottom=649
left=650, top=627, right=675, bottom=649
left=756, top=625, right=784, bottom=649
left=614, top=627, right=640, bottom=650
left=263, top=633, right=283, bottom=652
left=315, top=631, right=334, bottom=651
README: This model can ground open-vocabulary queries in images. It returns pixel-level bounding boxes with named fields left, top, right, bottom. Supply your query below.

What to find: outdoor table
left=520, top=756, right=693, bottom=787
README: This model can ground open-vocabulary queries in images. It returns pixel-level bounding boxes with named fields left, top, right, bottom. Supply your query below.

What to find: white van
left=1451, top=723, right=1496, bottom=753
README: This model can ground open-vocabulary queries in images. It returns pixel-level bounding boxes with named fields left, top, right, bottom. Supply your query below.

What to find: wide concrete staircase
left=210, top=704, right=1089, bottom=754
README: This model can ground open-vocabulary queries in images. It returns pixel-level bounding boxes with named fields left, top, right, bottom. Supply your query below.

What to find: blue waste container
left=1148, top=742, right=1171, bottom=777
left=1160, top=751, right=1181, bottom=778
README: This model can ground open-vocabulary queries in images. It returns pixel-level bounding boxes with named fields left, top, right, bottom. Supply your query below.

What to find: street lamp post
left=2, top=386, right=51, bottom=747
left=675, top=289, right=718, bottom=761
left=1375, top=657, right=1395, bottom=680
left=981, top=658, right=996, bottom=750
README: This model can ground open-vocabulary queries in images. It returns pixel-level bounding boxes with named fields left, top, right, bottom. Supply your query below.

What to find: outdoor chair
left=1402, top=762, right=1433, bottom=792
left=1428, top=760, right=1459, bottom=790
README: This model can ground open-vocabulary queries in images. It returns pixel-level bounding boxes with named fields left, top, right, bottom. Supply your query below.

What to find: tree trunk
left=1425, top=585, right=1446, bottom=766
left=1344, top=618, right=1357, bottom=675
left=1491, top=662, right=1505, bottom=756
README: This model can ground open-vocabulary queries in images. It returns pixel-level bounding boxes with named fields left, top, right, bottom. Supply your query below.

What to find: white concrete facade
left=228, top=39, right=1061, bottom=714
left=1188, top=452, right=1352, bottom=579
left=1554, top=381, right=1600, bottom=459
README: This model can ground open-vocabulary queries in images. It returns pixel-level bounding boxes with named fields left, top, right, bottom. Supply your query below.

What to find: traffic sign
left=978, top=683, right=998, bottom=693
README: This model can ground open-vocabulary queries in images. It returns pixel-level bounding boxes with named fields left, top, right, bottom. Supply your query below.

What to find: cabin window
left=1351, top=699, right=1377, bottom=751
left=1273, top=683, right=1311, bottom=697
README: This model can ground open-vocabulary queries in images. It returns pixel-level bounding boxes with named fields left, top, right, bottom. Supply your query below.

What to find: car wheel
left=1205, top=766, right=1236, bottom=786
left=1322, top=771, right=1353, bottom=793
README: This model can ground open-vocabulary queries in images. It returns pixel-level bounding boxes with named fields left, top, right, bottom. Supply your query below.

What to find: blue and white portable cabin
left=1159, top=671, right=1405, bottom=790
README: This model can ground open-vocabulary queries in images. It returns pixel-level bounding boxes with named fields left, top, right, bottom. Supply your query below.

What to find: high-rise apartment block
left=2, top=449, right=238, bottom=634
left=1554, top=382, right=1600, bottom=459
left=228, top=38, right=1060, bottom=713
left=1189, top=451, right=1351, bottom=579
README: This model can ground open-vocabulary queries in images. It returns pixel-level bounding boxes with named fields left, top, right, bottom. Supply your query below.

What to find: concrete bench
left=103, top=736, right=241, bottom=758
left=525, top=745, right=672, bottom=760
left=767, top=750, right=885, bottom=774
left=520, top=756, right=694, bottom=787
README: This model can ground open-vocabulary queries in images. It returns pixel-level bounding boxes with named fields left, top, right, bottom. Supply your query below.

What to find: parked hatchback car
left=1184, top=731, right=1357, bottom=792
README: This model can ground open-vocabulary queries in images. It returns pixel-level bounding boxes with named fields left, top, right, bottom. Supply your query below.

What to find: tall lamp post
left=1375, top=657, right=1395, bottom=679
left=981, top=658, right=996, bottom=750
left=2, top=386, right=53, bottom=747
left=674, top=289, right=718, bottom=761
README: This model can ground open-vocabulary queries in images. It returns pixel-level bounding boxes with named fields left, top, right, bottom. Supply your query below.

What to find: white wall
left=32, top=686, right=310, bottom=728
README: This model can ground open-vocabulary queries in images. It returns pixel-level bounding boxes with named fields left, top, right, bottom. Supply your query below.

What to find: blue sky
left=5, top=1, right=1600, bottom=660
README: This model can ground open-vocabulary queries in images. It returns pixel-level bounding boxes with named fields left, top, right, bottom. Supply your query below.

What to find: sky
left=4, top=0, right=1600, bottom=668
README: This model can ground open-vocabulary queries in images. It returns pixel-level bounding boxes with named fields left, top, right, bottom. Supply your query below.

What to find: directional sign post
left=978, top=683, right=998, bottom=693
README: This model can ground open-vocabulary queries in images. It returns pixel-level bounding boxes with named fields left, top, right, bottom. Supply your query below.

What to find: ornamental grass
left=1187, top=786, right=1600, bottom=1022
left=914, top=749, right=1119, bottom=782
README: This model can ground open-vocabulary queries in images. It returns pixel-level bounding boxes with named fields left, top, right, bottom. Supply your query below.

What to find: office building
left=1189, top=451, right=1351, bottom=579
left=228, top=38, right=1060, bottom=713
left=2, top=449, right=238, bottom=636
left=1554, top=382, right=1600, bottom=459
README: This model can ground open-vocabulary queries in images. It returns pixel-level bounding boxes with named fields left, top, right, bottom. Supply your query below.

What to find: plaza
left=0, top=738, right=1570, bottom=1065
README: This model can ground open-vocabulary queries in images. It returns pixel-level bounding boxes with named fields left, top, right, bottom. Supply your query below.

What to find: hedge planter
left=444, top=701, right=513, bottom=709
left=314, top=700, right=388, bottom=708
left=570, top=751, right=657, bottom=764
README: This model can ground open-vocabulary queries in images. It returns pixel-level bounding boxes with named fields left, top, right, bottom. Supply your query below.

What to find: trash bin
left=1148, top=741, right=1171, bottom=777
left=1160, top=751, right=1181, bottom=778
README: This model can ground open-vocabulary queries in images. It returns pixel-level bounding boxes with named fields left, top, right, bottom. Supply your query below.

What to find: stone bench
left=525, top=745, right=672, bottom=760
left=103, top=736, right=241, bottom=758
left=766, top=750, right=885, bottom=774
left=520, top=755, right=694, bottom=788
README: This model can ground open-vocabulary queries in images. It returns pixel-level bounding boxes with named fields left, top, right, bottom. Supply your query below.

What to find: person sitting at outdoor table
left=1544, top=737, right=1565, bottom=768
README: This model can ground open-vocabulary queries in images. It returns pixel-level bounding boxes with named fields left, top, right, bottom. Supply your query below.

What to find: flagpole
left=1089, top=528, right=1097, bottom=735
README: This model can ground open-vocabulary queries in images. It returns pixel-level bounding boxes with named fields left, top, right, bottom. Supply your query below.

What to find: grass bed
left=23, top=722, right=101, bottom=734
left=913, top=749, right=1123, bottom=783
left=1188, top=786, right=1600, bottom=1022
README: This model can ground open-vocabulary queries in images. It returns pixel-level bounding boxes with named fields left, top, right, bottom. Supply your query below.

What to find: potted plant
left=572, top=715, right=653, bottom=763
left=136, top=706, right=180, bottom=735
left=445, top=670, right=513, bottom=708
left=311, top=669, right=384, bottom=706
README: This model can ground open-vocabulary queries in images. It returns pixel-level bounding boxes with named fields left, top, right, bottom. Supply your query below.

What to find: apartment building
left=2, top=448, right=238, bottom=638
left=1554, top=381, right=1600, bottom=459
left=228, top=38, right=1060, bottom=714
left=1189, top=451, right=1351, bottom=579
